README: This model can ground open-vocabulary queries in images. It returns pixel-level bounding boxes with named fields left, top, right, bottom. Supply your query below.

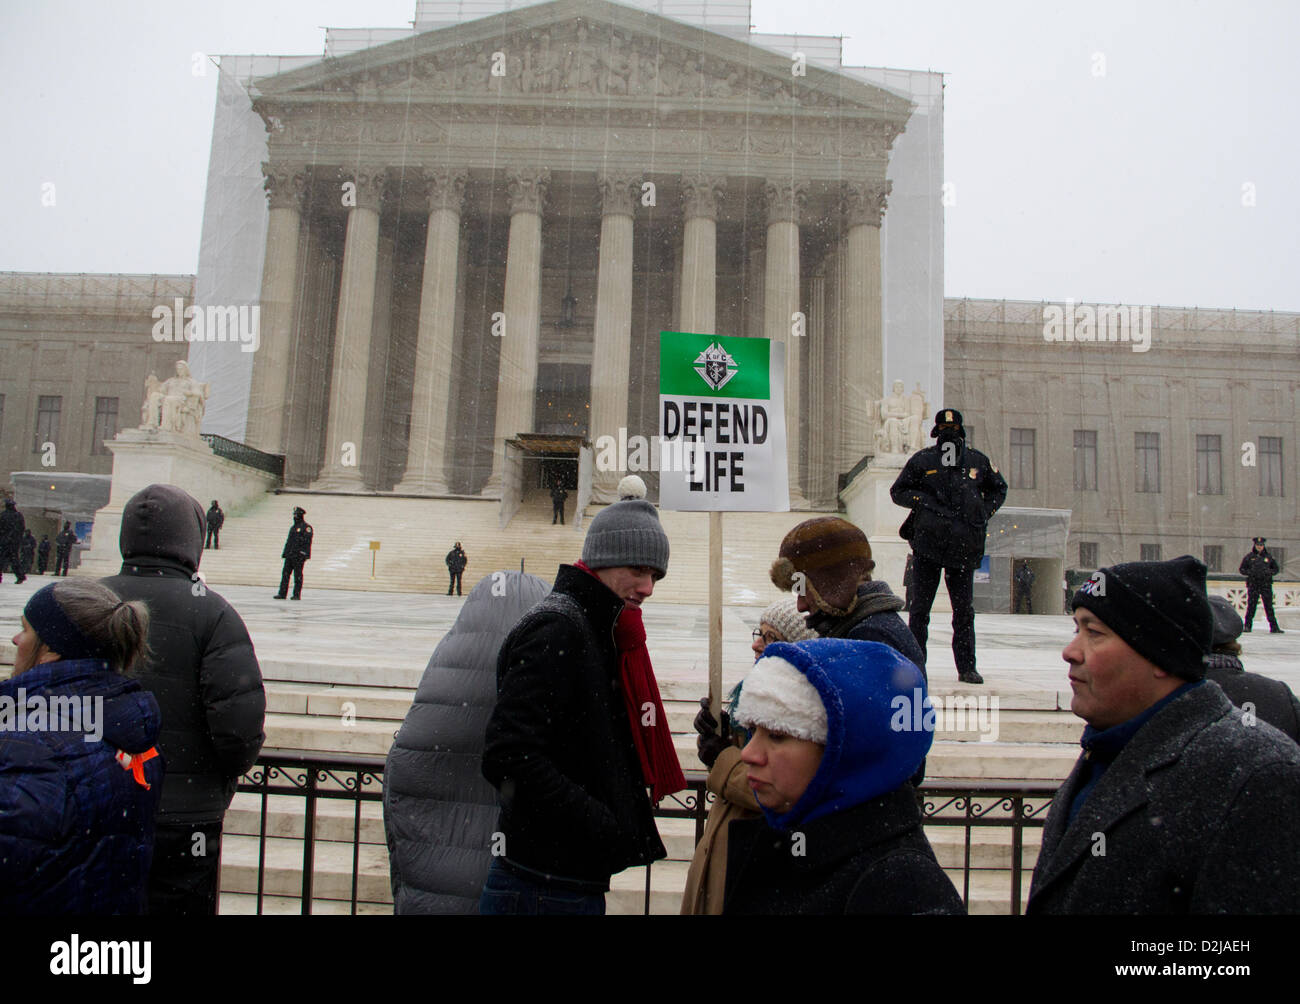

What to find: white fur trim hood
left=732, top=654, right=828, bottom=744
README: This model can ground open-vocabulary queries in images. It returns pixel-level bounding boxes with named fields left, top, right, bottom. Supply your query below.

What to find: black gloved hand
left=694, top=697, right=731, bottom=770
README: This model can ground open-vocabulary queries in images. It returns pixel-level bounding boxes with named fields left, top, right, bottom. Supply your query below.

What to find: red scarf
left=575, top=561, right=686, bottom=803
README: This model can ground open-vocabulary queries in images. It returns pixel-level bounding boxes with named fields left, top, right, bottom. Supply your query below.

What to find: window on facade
left=1073, top=430, right=1097, bottom=491
left=1010, top=428, right=1035, bottom=489
left=1135, top=432, right=1160, bottom=492
left=1260, top=437, right=1283, bottom=497
left=1079, top=542, right=1099, bottom=569
left=1195, top=435, right=1222, bottom=495
left=1202, top=545, right=1222, bottom=572
left=1140, top=543, right=1162, bottom=562
left=34, top=396, right=61, bottom=452
left=91, top=397, right=119, bottom=455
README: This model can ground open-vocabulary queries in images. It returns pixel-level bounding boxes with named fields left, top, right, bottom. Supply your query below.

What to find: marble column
left=765, top=179, right=808, bottom=506
left=590, top=174, right=638, bottom=503
left=839, top=180, right=890, bottom=471
left=397, top=169, right=468, bottom=495
left=678, top=175, right=725, bottom=333
left=247, top=162, right=307, bottom=454
left=483, top=168, right=549, bottom=496
left=314, top=167, right=387, bottom=489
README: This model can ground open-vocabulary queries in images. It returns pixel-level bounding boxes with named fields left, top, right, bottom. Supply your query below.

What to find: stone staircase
left=79, top=487, right=833, bottom=607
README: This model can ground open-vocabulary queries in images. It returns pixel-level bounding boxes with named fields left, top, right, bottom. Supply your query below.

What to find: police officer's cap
left=929, top=408, right=966, bottom=438
left=1253, top=536, right=1267, bottom=545
left=293, top=507, right=306, bottom=518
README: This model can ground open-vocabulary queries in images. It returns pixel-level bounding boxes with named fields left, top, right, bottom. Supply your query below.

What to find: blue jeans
left=478, top=858, right=606, bottom=915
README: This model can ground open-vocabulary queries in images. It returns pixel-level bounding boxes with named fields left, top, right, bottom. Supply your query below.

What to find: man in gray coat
left=383, top=570, right=550, bottom=914
left=1028, top=555, right=1300, bottom=914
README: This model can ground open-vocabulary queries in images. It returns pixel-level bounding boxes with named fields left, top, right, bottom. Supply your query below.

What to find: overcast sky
left=2, top=0, right=1296, bottom=310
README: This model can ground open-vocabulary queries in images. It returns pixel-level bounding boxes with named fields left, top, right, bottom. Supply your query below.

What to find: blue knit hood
left=751, top=638, right=932, bottom=832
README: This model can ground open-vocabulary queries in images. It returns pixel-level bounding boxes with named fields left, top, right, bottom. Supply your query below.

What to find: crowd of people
left=2, top=405, right=1297, bottom=916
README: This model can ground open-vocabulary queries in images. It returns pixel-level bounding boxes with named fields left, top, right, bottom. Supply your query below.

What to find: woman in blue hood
left=722, top=638, right=964, bottom=915
left=0, top=580, right=163, bottom=913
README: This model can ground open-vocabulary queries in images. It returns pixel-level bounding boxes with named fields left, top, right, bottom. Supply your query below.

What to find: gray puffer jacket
left=383, top=571, right=550, bottom=914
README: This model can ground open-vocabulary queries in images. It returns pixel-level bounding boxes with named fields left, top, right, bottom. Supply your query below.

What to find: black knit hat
left=1071, top=555, right=1213, bottom=680
left=1207, top=595, right=1244, bottom=648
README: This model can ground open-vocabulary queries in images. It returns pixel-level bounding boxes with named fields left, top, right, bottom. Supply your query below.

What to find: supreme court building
left=192, top=0, right=944, bottom=508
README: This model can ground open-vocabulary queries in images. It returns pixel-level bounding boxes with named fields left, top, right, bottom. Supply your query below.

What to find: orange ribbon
left=114, top=747, right=160, bottom=789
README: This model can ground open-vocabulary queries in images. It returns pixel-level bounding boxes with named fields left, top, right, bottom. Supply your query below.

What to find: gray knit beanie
left=581, top=480, right=670, bottom=576
left=760, top=597, right=818, bottom=643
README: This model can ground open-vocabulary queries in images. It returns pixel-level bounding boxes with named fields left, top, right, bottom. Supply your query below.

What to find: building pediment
left=252, top=0, right=912, bottom=123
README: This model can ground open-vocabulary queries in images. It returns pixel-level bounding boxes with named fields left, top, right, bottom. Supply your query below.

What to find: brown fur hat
left=770, top=517, right=874, bottom=616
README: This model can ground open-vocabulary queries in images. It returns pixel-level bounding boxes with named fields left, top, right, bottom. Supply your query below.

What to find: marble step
left=219, top=893, right=392, bottom=915
left=275, top=683, right=1081, bottom=743
left=219, top=833, right=393, bottom=904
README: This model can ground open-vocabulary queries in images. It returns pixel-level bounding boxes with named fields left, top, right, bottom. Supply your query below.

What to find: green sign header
left=658, top=331, right=771, bottom=399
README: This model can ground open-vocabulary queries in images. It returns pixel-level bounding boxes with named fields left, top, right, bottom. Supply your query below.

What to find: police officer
left=54, top=521, right=77, bottom=576
left=0, top=499, right=26, bottom=584
left=19, top=530, right=36, bottom=578
left=37, top=534, right=51, bottom=575
left=274, top=507, right=313, bottom=600
left=550, top=481, right=568, bottom=525
left=445, top=541, right=467, bottom=595
left=890, top=408, right=1007, bottom=683
left=1014, top=561, right=1035, bottom=614
left=205, top=500, right=225, bottom=550
left=1239, top=536, right=1284, bottom=633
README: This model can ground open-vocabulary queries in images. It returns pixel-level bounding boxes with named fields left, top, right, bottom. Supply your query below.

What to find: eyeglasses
left=751, top=629, right=782, bottom=646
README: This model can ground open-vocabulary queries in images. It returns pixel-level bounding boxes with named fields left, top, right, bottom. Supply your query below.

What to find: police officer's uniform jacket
left=891, top=440, right=1007, bottom=570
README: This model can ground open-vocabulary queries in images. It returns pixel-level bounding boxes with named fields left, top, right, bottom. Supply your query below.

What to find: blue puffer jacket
left=0, top=659, right=164, bottom=914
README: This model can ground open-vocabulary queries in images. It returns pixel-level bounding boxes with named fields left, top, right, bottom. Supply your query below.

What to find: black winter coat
left=1239, top=549, right=1279, bottom=583
left=282, top=520, right=312, bottom=561
left=55, top=528, right=76, bottom=554
left=722, top=785, right=964, bottom=915
left=808, top=581, right=926, bottom=675
left=0, top=508, right=24, bottom=549
left=891, top=441, right=1007, bottom=569
left=103, top=559, right=266, bottom=823
left=1028, top=683, right=1300, bottom=914
left=446, top=547, right=467, bottom=573
left=482, top=564, right=666, bottom=887
left=1204, top=655, right=1300, bottom=741
left=206, top=505, right=224, bottom=531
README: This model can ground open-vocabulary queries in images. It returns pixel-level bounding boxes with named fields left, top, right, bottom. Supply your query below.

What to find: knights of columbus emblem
left=693, top=342, right=738, bottom=391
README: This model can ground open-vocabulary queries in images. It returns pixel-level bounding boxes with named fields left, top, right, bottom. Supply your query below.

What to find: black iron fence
left=201, top=433, right=285, bottom=480
left=229, top=753, right=1057, bottom=916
